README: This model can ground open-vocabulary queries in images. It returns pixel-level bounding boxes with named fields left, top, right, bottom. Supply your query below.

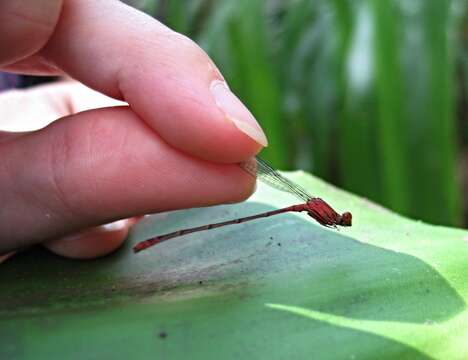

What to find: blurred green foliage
left=143, top=0, right=468, bottom=227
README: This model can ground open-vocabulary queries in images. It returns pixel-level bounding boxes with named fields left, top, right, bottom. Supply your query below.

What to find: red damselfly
left=133, top=157, right=352, bottom=253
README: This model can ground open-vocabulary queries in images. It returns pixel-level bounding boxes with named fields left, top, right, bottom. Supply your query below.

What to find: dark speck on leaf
left=269, top=236, right=273, bottom=240
left=277, top=243, right=281, bottom=247
left=199, top=280, right=203, bottom=285
left=159, top=331, right=167, bottom=339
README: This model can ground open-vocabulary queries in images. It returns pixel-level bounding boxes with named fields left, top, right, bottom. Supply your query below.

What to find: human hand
left=0, top=0, right=267, bottom=260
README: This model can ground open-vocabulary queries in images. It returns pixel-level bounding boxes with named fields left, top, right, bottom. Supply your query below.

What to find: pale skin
left=0, top=0, right=267, bottom=262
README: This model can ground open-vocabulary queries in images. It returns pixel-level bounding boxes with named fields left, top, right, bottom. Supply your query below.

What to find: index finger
left=38, top=0, right=268, bottom=162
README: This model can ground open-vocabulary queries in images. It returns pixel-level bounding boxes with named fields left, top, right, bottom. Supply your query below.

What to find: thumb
left=0, top=106, right=254, bottom=253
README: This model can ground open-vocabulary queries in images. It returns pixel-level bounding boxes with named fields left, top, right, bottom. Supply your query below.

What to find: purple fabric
left=0, top=72, right=20, bottom=92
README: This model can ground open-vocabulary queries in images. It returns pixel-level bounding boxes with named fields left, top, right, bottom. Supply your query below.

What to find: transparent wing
left=240, top=157, right=312, bottom=202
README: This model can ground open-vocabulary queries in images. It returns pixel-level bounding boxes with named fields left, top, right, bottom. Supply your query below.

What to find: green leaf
left=371, top=0, right=411, bottom=214
left=339, top=0, right=383, bottom=203
left=400, top=0, right=460, bottom=226
left=1, top=172, right=467, bottom=359
left=159, top=0, right=205, bottom=35
left=199, top=0, right=291, bottom=168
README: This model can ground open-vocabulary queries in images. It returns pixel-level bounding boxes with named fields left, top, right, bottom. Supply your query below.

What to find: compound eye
left=340, top=212, right=352, bottom=226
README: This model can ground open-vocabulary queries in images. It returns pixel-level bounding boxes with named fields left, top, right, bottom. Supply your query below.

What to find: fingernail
left=210, top=80, right=268, bottom=147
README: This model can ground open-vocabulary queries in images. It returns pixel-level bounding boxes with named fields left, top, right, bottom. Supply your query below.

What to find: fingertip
left=125, top=30, right=268, bottom=162
left=234, top=166, right=257, bottom=202
left=122, top=65, right=265, bottom=163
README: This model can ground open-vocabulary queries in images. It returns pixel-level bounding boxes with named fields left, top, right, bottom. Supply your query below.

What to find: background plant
left=134, top=0, right=467, bottom=228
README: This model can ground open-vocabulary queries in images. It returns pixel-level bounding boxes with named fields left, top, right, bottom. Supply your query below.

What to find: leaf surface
left=1, top=172, right=467, bottom=359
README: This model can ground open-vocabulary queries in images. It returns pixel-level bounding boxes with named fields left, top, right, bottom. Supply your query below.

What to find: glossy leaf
left=1, top=172, right=467, bottom=359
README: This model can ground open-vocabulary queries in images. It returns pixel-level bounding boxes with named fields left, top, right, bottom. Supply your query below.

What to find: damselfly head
left=339, top=212, right=352, bottom=227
